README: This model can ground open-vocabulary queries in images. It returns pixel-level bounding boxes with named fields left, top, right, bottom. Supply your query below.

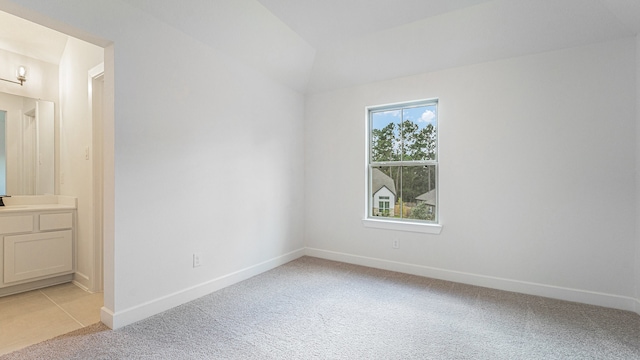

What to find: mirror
left=0, top=111, right=5, bottom=194
left=0, top=92, right=54, bottom=195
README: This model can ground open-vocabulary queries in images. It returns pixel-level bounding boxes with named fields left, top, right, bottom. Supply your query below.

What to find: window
left=366, top=99, right=439, bottom=228
left=378, top=196, right=390, bottom=216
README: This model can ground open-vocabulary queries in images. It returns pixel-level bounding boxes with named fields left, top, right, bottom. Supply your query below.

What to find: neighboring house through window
left=372, top=168, right=396, bottom=217
left=367, top=99, right=438, bottom=224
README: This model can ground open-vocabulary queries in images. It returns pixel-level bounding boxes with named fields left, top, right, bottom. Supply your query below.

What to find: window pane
left=401, top=105, right=437, bottom=161
left=402, top=165, right=436, bottom=221
left=371, top=110, right=401, bottom=162
left=370, top=166, right=400, bottom=218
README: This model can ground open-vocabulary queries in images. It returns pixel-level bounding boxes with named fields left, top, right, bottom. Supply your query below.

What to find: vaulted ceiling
left=2, top=0, right=640, bottom=93
left=121, top=0, right=640, bottom=93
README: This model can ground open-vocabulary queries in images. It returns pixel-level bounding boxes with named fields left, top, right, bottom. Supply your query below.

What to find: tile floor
left=0, top=282, right=103, bottom=356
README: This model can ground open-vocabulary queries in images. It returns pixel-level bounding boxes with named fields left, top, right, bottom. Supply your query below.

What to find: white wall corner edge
left=100, top=248, right=306, bottom=329
left=304, top=247, right=639, bottom=314
left=100, top=306, right=115, bottom=329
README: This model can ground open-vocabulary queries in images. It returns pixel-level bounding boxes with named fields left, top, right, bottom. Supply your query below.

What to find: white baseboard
left=99, top=246, right=639, bottom=330
left=73, top=272, right=90, bottom=291
left=72, top=280, right=90, bottom=292
left=102, top=248, right=305, bottom=329
left=100, top=307, right=115, bottom=329
left=74, top=272, right=90, bottom=282
left=305, top=248, right=639, bottom=313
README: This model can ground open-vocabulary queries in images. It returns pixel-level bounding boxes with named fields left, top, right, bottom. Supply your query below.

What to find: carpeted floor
left=3, top=256, right=640, bottom=359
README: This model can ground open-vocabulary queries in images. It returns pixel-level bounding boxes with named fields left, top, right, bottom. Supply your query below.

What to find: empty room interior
left=1, top=0, right=640, bottom=357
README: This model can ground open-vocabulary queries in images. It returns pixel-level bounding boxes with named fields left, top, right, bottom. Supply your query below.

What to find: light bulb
left=16, top=66, right=27, bottom=81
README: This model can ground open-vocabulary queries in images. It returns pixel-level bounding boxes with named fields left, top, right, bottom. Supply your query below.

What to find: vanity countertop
left=0, top=204, right=77, bottom=213
left=0, top=195, right=77, bottom=213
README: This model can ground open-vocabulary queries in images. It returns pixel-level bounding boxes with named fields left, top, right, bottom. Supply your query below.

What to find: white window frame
left=362, top=99, right=442, bottom=235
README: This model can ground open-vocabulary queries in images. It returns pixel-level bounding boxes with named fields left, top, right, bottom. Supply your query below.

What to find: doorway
left=0, top=7, right=115, bottom=331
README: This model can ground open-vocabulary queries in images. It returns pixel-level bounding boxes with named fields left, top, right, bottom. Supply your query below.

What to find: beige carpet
left=3, top=256, right=640, bottom=359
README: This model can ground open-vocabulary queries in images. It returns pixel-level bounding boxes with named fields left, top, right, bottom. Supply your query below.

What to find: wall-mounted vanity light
left=0, top=65, right=27, bottom=86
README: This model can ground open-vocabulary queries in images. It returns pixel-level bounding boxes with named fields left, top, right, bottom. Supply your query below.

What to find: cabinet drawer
left=4, top=230, right=73, bottom=283
left=0, top=215, right=33, bottom=234
left=39, top=213, right=73, bottom=231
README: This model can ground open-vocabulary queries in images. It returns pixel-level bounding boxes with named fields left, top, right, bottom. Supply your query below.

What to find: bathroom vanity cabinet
left=0, top=196, right=77, bottom=296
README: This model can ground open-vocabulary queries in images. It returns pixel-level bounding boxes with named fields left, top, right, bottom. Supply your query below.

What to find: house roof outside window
left=372, top=168, right=396, bottom=196
left=416, top=189, right=436, bottom=206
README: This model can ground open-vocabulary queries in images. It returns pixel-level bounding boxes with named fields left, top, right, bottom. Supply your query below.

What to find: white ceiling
left=256, top=0, right=640, bottom=49
left=121, top=0, right=640, bottom=93
left=254, top=0, right=494, bottom=50
left=0, top=10, right=67, bottom=65
left=2, top=0, right=640, bottom=93
left=301, top=0, right=640, bottom=92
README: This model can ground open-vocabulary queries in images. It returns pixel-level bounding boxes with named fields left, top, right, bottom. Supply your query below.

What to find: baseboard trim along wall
left=72, top=280, right=90, bottom=293
left=99, top=246, right=639, bottom=329
left=305, top=248, right=639, bottom=314
left=101, top=248, right=306, bottom=329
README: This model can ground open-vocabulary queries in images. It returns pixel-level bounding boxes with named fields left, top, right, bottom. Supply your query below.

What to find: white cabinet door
left=3, top=230, right=73, bottom=283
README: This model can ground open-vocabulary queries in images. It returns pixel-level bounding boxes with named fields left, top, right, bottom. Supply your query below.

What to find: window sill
left=362, top=218, right=442, bottom=234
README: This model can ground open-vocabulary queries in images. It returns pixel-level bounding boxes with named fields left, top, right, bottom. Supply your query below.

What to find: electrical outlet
left=393, top=239, right=400, bottom=249
left=193, top=253, right=202, bottom=268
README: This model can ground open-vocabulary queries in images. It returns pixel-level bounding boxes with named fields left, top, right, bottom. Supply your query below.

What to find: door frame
left=88, top=63, right=104, bottom=293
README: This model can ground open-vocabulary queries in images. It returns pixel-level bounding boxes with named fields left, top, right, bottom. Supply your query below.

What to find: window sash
left=370, top=160, right=437, bottom=167
left=367, top=164, right=438, bottom=222
left=368, top=99, right=438, bottom=164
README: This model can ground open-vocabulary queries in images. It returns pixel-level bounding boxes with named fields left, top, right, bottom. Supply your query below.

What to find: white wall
left=0, top=0, right=306, bottom=328
left=109, top=12, right=305, bottom=327
left=306, top=38, right=638, bottom=310
left=58, top=37, right=103, bottom=290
